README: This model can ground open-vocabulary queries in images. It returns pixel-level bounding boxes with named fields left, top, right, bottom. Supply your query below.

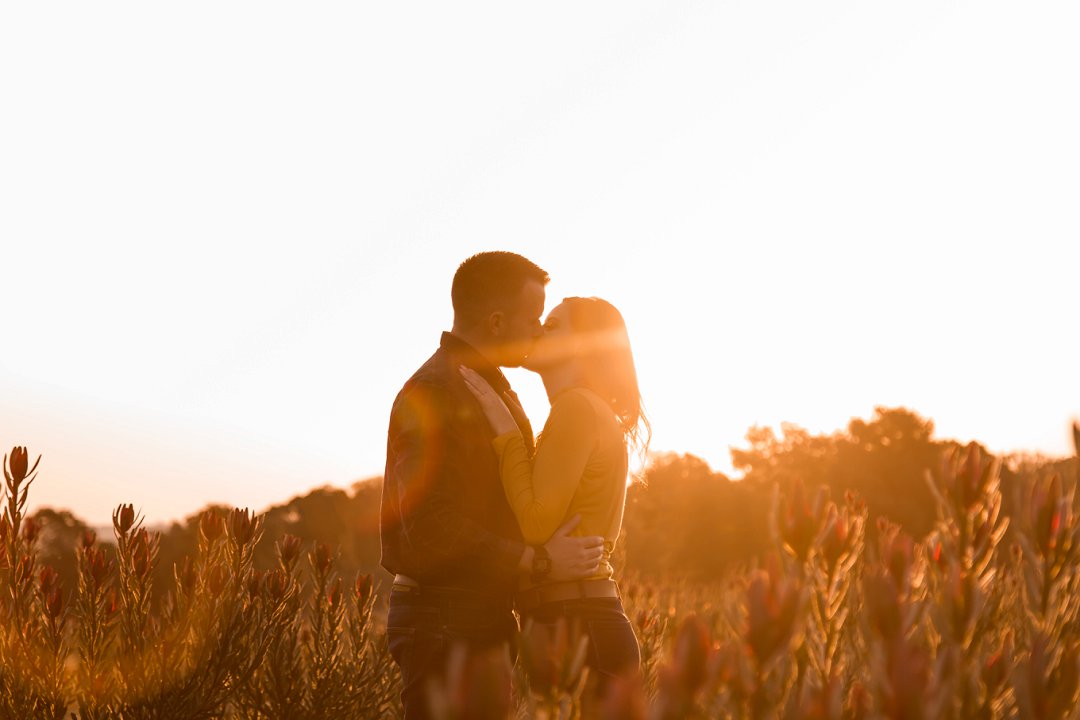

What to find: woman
left=460, top=296, right=649, bottom=694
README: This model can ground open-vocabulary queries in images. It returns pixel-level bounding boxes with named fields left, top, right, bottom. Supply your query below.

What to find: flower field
left=1, top=425, right=1079, bottom=718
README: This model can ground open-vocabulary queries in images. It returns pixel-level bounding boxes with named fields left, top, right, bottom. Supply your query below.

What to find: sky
left=2, top=2, right=1078, bottom=526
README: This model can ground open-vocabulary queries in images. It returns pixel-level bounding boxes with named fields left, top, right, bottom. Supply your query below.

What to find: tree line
left=28, top=407, right=1079, bottom=596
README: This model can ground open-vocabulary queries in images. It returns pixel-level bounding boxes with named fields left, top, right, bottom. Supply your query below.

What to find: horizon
left=12, top=404, right=1077, bottom=529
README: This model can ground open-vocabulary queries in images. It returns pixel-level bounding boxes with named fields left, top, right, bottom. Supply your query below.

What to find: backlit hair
left=562, top=297, right=651, bottom=456
left=451, top=252, right=549, bottom=329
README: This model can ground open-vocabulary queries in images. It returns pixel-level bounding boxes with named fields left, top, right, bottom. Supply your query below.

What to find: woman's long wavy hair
left=562, top=297, right=651, bottom=459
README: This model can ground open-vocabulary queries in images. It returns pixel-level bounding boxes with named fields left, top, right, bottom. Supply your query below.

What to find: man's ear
left=485, top=311, right=505, bottom=338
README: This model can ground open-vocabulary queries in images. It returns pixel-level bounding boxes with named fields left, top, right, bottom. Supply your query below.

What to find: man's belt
left=514, top=578, right=619, bottom=614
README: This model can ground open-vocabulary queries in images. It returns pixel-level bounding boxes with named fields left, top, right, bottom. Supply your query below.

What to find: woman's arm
left=461, top=368, right=598, bottom=544
left=494, top=391, right=598, bottom=544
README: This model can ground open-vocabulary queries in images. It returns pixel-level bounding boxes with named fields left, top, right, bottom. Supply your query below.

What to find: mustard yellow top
left=492, top=387, right=629, bottom=583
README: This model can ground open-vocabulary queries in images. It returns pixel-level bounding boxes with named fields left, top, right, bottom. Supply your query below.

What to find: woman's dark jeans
left=387, top=587, right=518, bottom=720
left=519, top=597, right=641, bottom=693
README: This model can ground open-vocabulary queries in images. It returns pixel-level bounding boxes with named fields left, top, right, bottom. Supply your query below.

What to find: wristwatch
left=531, top=545, right=552, bottom=584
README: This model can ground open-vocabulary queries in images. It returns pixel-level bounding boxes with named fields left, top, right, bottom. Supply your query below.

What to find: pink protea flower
left=113, top=504, right=136, bottom=535
left=266, top=569, right=289, bottom=602
left=277, top=533, right=302, bottom=569
left=311, top=543, right=334, bottom=575
left=671, top=614, right=712, bottom=696
left=200, top=510, right=225, bottom=544
left=779, top=478, right=828, bottom=562
left=5, top=446, right=40, bottom=486
left=745, top=557, right=802, bottom=667
left=228, top=508, right=258, bottom=546
left=1030, top=474, right=1068, bottom=558
left=354, top=573, right=374, bottom=607
left=39, top=565, right=60, bottom=596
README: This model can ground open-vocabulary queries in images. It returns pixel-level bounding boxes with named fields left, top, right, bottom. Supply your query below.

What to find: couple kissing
left=380, top=251, right=649, bottom=718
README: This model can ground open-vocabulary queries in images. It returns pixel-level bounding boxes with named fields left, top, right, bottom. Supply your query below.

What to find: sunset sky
left=2, top=2, right=1077, bottom=526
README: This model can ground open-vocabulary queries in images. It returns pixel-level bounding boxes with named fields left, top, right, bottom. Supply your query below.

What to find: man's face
left=496, top=279, right=546, bottom=367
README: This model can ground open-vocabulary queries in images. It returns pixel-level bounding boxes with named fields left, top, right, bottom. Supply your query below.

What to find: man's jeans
left=387, top=587, right=518, bottom=720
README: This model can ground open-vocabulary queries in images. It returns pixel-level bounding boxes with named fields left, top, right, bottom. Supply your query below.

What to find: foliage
left=0, top=448, right=397, bottom=720
left=3, top=413, right=1079, bottom=718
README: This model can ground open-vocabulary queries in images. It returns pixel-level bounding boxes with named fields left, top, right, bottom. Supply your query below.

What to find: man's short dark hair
left=451, top=252, right=549, bottom=328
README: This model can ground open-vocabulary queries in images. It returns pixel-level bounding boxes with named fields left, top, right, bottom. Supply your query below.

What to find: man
left=381, top=251, right=605, bottom=718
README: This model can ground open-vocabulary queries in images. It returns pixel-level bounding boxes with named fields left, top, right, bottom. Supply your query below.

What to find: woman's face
left=522, top=302, right=578, bottom=373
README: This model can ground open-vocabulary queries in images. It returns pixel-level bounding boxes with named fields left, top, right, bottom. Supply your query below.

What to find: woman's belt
left=514, top=578, right=619, bottom=614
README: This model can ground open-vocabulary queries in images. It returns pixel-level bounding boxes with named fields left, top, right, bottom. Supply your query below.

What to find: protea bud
left=327, top=577, right=343, bottom=608
left=44, top=586, right=64, bottom=620
left=104, top=589, right=120, bottom=617
left=671, top=614, right=711, bottom=695
left=86, top=546, right=111, bottom=588
left=228, top=507, right=258, bottom=546
left=39, top=565, right=60, bottom=595
left=175, top=556, right=196, bottom=595
left=945, top=443, right=995, bottom=511
left=6, top=446, right=39, bottom=485
left=1030, top=474, right=1066, bottom=557
left=355, top=573, right=374, bottom=607
left=82, top=529, right=97, bottom=549
left=277, top=533, right=301, bottom=569
left=877, top=519, right=913, bottom=589
left=779, top=478, right=827, bottom=562
left=200, top=511, right=225, bottom=544
left=266, top=569, right=289, bottom=601
left=820, top=504, right=853, bottom=572
left=113, top=504, right=136, bottom=535
left=311, top=542, right=333, bottom=575
left=746, top=558, right=802, bottom=666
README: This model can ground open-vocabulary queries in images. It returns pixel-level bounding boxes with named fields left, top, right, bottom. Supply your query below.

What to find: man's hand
left=544, top=515, right=604, bottom=582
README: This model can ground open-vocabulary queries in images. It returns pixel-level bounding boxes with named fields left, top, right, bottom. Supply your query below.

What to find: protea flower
left=5, top=446, right=40, bottom=487
left=670, top=614, right=712, bottom=696
left=265, top=569, right=289, bottom=602
left=745, top=557, right=802, bottom=667
left=311, top=542, right=334, bottom=575
left=277, top=533, right=302, bottom=570
left=1030, top=474, right=1068, bottom=558
left=113, top=504, right=136, bottom=535
left=355, top=573, right=374, bottom=607
left=200, top=510, right=225, bottom=544
left=44, top=586, right=65, bottom=620
left=228, top=507, right=259, bottom=546
left=778, top=478, right=828, bottom=562
left=326, top=577, right=343, bottom=608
